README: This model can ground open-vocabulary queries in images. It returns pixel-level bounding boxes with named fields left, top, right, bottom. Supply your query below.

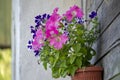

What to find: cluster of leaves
left=40, top=17, right=99, bottom=78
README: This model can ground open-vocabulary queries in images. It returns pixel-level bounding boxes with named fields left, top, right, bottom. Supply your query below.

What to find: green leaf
left=60, top=61, right=67, bottom=68
left=77, top=30, right=84, bottom=36
left=49, top=56, right=54, bottom=64
left=70, top=55, right=76, bottom=64
left=52, top=67, right=60, bottom=78
left=43, top=62, right=47, bottom=70
left=80, top=47, right=87, bottom=55
left=52, top=52, right=60, bottom=67
left=61, top=69, right=68, bottom=77
left=59, top=68, right=62, bottom=74
left=86, top=53, right=92, bottom=60
left=70, top=66, right=78, bottom=76
left=75, top=58, right=82, bottom=68
left=76, top=52, right=82, bottom=56
left=68, top=24, right=74, bottom=27
left=73, top=44, right=81, bottom=53
left=53, top=59, right=58, bottom=67
left=76, top=24, right=84, bottom=30
left=55, top=52, right=59, bottom=59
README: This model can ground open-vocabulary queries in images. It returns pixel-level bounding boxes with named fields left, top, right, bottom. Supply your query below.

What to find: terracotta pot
left=71, top=66, right=103, bottom=80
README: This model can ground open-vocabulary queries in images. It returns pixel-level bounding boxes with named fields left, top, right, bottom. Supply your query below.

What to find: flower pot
left=71, top=66, right=103, bottom=80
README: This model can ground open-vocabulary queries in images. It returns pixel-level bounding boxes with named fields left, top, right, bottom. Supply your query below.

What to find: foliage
left=27, top=5, right=99, bottom=78
left=0, top=49, right=11, bottom=80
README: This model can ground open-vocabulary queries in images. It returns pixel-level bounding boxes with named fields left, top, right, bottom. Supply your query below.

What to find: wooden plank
left=110, top=73, right=120, bottom=80
left=86, top=0, right=93, bottom=11
left=95, top=14, right=120, bottom=61
left=99, top=45, right=120, bottom=80
left=88, top=0, right=120, bottom=80
left=90, top=0, right=103, bottom=11
left=97, top=0, right=120, bottom=34
left=86, top=0, right=103, bottom=26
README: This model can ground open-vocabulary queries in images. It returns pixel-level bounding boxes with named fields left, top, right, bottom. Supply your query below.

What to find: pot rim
left=76, top=66, right=103, bottom=73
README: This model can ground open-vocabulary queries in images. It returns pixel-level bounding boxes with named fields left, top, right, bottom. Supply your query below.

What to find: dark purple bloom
left=31, top=29, right=36, bottom=33
left=78, top=18, right=84, bottom=24
left=91, top=11, right=97, bottom=16
left=33, top=33, right=36, bottom=39
left=35, top=19, right=42, bottom=24
left=75, top=18, right=84, bottom=24
left=28, top=40, right=32, bottom=44
left=35, top=23, right=40, bottom=28
left=35, top=19, right=38, bottom=23
left=35, top=15, right=41, bottom=19
left=30, top=26, right=34, bottom=28
left=47, top=14, right=50, bottom=19
left=42, top=13, right=47, bottom=19
left=27, top=45, right=32, bottom=49
left=65, top=23, right=67, bottom=26
left=34, top=50, right=39, bottom=56
left=89, top=11, right=97, bottom=19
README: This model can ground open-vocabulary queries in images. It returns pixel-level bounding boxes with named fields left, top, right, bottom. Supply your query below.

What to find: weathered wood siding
left=86, top=0, right=120, bottom=80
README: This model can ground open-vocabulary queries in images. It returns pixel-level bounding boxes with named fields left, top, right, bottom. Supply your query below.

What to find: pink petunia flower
left=63, top=5, right=84, bottom=22
left=45, top=26, right=59, bottom=38
left=32, top=29, right=44, bottom=50
left=46, top=8, right=61, bottom=29
left=45, top=7, right=61, bottom=38
left=49, top=34, right=68, bottom=50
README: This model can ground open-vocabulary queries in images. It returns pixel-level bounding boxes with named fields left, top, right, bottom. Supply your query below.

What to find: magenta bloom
left=63, top=5, right=84, bottom=21
left=45, top=7, right=61, bottom=38
left=46, top=8, right=61, bottom=29
left=32, top=29, right=44, bottom=50
left=63, top=10, right=73, bottom=22
left=49, top=34, right=68, bottom=50
left=45, top=26, right=59, bottom=38
left=53, top=7, right=59, bottom=13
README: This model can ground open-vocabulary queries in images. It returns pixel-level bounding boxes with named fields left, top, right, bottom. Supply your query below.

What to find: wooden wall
left=84, top=0, right=120, bottom=80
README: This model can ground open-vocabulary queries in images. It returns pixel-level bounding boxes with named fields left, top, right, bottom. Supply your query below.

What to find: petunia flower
left=63, top=5, right=84, bottom=22
left=45, top=26, right=59, bottom=38
left=46, top=8, right=61, bottom=29
left=49, top=34, right=68, bottom=50
left=89, top=11, right=97, bottom=19
left=32, top=29, right=44, bottom=51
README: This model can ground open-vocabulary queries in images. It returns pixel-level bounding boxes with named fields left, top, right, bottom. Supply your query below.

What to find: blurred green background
left=0, top=0, right=11, bottom=80
left=0, top=49, right=11, bottom=80
left=0, top=0, right=11, bottom=48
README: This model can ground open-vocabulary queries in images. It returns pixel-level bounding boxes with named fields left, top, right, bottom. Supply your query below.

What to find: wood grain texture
left=100, top=45, right=120, bottom=80
left=90, top=0, right=103, bottom=11
left=95, top=14, right=120, bottom=63
left=110, top=73, right=120, bottom=80
left=87, top=0, right=120, bottom=80
left=97, top=0, right=120, bottom=35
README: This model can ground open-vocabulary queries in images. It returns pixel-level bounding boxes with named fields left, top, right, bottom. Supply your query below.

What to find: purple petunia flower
left=34, top=50, right=40, bottom=56
left=27, top=45, right=32, bottom=49
left=31, top=28, right=36, bottom=33
left=47, top=14, right=50, bottom=19
left=89, top=11, right=97, bottom=19
left=42, top=13, right=47, bottom=19
left=35, top=15, right=41, bottom=19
